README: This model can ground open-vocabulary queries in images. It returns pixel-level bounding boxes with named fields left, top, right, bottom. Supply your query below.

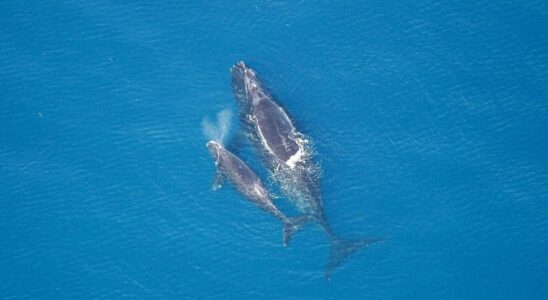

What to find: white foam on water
left=286, top=148, right=303, bottom=169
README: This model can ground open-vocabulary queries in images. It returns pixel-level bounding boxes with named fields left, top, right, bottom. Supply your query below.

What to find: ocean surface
left=1, top=1, right=547, bottom=299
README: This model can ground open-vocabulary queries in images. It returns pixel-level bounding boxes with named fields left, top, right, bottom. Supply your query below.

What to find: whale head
left=231, top=61, right=262, bottom=107
left=206, top=140, right=222, bottom=164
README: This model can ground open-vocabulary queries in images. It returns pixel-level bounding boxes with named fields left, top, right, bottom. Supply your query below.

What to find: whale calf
left=206, top=140, right=310, bottom=246
left=231, top=61, right=381, bottom=278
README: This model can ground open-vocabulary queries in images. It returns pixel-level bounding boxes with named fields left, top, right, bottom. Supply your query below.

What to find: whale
left=231, top=61, right=381, bottom=279
left=206, top=140, right=310, bottom=246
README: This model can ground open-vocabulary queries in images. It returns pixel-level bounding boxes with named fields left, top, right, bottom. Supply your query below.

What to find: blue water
left=1, top=1, right=547, bottom=299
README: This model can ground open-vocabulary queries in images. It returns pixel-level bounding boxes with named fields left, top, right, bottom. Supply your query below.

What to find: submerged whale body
left=231, top=61, right=381, bottom=279
left=206, top=140, right=310, bottom=246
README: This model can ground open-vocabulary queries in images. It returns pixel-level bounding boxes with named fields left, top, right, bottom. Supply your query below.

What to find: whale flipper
left=325, top=237, right=384, bottom=280
left=282, top=216, right=313, bottom=247
left=211, top=171, right=225, bottom=191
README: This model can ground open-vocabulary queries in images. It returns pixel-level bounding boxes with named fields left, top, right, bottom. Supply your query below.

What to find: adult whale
left=206, top=140, right=310, bottom=246
left=231, top=61, right=381, bottom=279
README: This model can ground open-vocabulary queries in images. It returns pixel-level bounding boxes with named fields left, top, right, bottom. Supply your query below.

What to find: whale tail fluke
left=325, top=237, right=384, bottom=281
left=282, top=216, right=313, bottom=247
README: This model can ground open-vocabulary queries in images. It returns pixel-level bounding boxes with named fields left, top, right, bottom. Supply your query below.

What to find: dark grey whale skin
left=231, top=61, right=381, bottom=279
